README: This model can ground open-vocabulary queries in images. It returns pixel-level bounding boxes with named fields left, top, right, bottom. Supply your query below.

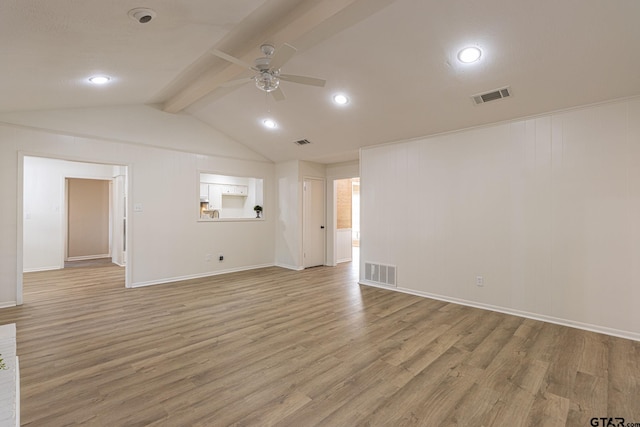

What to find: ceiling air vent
left=472, top=86, right=512, bottom=105
left=293, top=139, right=312, bottom=146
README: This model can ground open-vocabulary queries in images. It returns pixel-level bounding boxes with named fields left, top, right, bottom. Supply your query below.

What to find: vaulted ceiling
left=2, top=0, right=639, bottom=163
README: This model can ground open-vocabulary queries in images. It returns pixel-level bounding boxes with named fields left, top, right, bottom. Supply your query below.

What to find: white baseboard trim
left=274, top=263, right=304, bottom=271
left=0, top=301, right=17, bottom=309
left=131, top=263, right=275, bottom=288
left=113, top=261, right=126, bottom=267
left=66, top=254, right=110, bottom=262
left=337, top=258, right=352, bottom=264
left=23, top=266, right=62, bottom=273
left=359, top=280, right=640, bottom=342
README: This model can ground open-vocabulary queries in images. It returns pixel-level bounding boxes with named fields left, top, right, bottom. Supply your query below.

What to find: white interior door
left=303, top=178, right=326, bottom=268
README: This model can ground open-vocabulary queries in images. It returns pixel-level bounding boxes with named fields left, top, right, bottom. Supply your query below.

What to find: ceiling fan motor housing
left=254, top=57, right=271, bottom=71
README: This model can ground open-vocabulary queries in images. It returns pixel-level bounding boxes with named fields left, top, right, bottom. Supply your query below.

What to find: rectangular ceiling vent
left=472, top=86, right=512, bottom=105
left=293, top=139, right=312, bottom=146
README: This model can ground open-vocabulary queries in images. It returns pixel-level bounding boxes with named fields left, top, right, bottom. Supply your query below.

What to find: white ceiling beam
left=162, top=0, right=362, bottom=114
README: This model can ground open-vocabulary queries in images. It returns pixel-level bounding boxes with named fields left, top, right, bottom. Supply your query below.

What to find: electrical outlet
left=476, top=276, right=484, bottom=287
left=205, top=254, right=212, bottom=262
left=219, top=254, right=224, bottom=262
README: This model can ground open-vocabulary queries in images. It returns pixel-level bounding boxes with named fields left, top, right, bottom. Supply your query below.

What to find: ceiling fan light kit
left=255, top=71, right=280, bottom=92
left=212, top=43, right=326, bottom=101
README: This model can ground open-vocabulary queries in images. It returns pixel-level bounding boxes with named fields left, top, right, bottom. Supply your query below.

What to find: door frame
left=17, top=152, right=132, bottom=305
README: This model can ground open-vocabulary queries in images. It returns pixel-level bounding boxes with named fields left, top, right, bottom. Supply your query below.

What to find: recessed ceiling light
left=457, top=47, right=482, bottom=63
left=262, top=119, right=277, bottom=129
left=333, top=94, right=349, bottom=105
left=88, top=75, right=111, bottom=85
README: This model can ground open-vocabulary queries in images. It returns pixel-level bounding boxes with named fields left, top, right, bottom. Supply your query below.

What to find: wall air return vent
left=364, top=262, right=397, bottom=287
left=472, top=86, right=512, bottom=105
left=293, top=139, right=312, bottom=146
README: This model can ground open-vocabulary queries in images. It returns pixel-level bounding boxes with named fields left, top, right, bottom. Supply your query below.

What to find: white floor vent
left=364, top=262, right=397, bottom=287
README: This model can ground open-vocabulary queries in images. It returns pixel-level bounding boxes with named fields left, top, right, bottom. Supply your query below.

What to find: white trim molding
left=360, top=280, right=640, bottom=342
left=131, top=263, right=276, bottom=288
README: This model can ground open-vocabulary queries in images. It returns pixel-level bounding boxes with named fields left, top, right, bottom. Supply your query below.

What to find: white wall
left=275, top=161, right=303, bottom=270
left=0, top=105, right=275, bottom=306
left=360, top=97, right=640, bottom=340
left=274, top=160, right=328, bottom=270
left=300, top=160, right=326, bottom=180
left=23, top=157, right=116, bottom=272
left=0, top=105, right=267, bottom=162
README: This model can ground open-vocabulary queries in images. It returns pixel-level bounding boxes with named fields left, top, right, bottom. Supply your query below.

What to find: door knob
left=320, top=226, right=325, bottom=229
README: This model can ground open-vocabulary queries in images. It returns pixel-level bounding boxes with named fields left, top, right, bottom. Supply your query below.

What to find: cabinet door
left=209, top=184, right=222, bottom=208
left=200, top=183, right=209, bottom=200
left=236, top=185, right=248, bottom=196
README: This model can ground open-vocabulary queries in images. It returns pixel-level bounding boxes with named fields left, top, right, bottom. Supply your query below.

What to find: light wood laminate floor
left=0, top=262, right=638, bottom=426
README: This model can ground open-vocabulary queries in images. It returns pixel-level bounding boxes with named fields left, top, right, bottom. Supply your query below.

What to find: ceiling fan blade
left=270, top=87, right=286, bottom=102
left=211, top=49, right=256, bottom=71
left=220, top=77, right=254, bottom=88
left=279, top=74, right=326, bottom=87
left=269, top=44, right=297, bottom=70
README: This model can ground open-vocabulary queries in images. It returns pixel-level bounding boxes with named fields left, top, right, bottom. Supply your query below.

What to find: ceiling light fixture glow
left=256, top=72, right=280, bottom=92
left=457, top=47, right=482, bottom=63
left=333, top=94, right=349, bottom=105
left=88, top=75, right=111, bottom=85
left=262, top=119, right=277, bottom=129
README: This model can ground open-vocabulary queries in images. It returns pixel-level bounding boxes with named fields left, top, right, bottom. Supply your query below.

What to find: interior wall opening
left=335, top=177, right=360, bottom=268
left=21, top=155, right=129, bottom=301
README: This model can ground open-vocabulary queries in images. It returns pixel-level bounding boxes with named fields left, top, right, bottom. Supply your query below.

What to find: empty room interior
left=1, top=1, right=639, bottom=426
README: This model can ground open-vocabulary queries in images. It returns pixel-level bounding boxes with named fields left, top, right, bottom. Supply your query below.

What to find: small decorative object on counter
left=253, top=205, right=263, bottom=218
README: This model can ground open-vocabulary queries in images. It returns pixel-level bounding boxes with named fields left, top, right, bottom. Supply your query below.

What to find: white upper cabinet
left=221, top=185, right=248, bottom=196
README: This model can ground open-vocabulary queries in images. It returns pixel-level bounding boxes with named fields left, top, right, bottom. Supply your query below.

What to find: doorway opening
left=21, top=155, right=129, bottom=302
left=335, top=177, right=360, bottom=267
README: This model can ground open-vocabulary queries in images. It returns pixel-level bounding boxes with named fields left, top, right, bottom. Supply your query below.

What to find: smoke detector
left=128, top=8, right=156, bottom=24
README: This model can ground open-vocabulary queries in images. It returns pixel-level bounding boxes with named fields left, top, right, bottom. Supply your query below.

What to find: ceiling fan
left=211, top=43, right=326, bottom=101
